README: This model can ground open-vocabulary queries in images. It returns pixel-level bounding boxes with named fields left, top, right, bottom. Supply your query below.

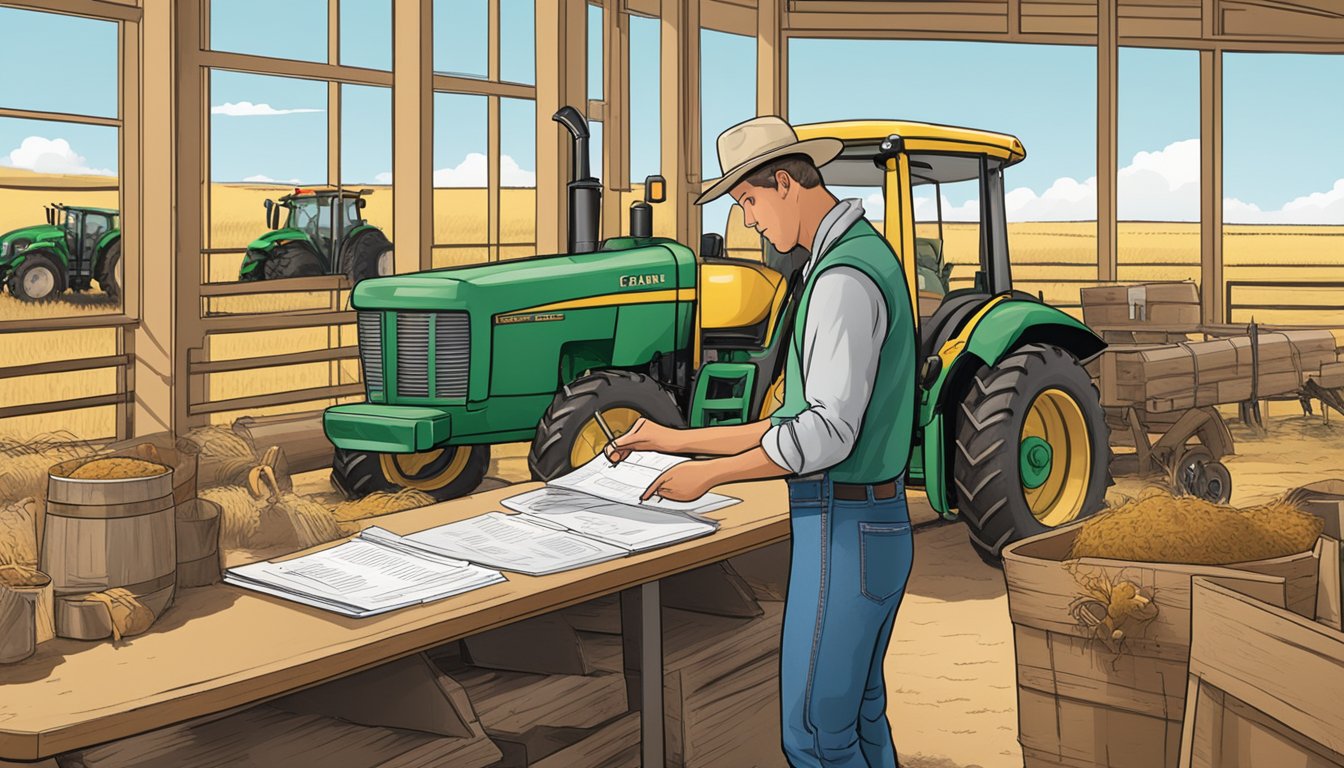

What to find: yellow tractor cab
left=695, top=119, right=1108, bottom=560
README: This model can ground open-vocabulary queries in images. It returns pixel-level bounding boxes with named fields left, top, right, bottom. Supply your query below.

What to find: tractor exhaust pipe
left=553, top=106, right=602, bottom=254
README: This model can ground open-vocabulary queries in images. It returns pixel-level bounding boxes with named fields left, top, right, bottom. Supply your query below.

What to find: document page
left=501, top=486, right=718, bottom=552
left=360, top=515, right=627, bottom=576
left=549, top=451, right=741, bottom=515
left=224, top=538, right=505, bottom=617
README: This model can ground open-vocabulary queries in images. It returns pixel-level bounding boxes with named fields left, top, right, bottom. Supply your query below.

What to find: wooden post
left=487, top=0, right=501, bottom=260
left=118, top=14, right=141, bottom=440
left=1201, top=50, right=1224, bottom=325
left=757, top=0, right=783, bottom=118
left=601, top=0, right=629, bottom=240
left=1097, top=0, right=1118, bottom=283
left=660, top=0, right=701, bottom=244
left=392, top=0, right=434, bottom=272
left=134, top=0, right=204, bottom=436
left=535, top=0, right=587, bottom=255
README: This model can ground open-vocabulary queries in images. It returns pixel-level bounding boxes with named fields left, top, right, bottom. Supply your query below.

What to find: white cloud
left=374, top=171, right=393, bottom=185
left=242, top=174, right=301, bottom=184
left=3, top=136, right=115, bottom=176
left=423, top=153, right=537, bottom=187
left=211, top=101, right=323, bottom=117
left=1224, top=179, right=1344, bottom=224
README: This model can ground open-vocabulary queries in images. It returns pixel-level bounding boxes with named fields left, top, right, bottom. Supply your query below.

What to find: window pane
left=501, top=98, right=537, bottom=250
left=629, top=16, right=661, bottom=183
left=434, top=93, right=489, bottom=247
left=700, top=30, right=755, bottom=176
left=790, top=39, right=1095, bottom=311
left=341, top=0, right=392, bottom=71
left=1225, top=53, right=1344, bottom=326
left=341, top=85, right=393, bottom=241
left=501, top=0, right=535, bottom=85
left=590, top=119, right=604, bottom=185
left=211, top=0, right=327, bottom=63
left=588, top=4, right=604, bottom=100
left=434, top=0, right=488, bottom=78
left=0, top=8, right=117, bottom=118
left=1118, top=47, right=1199, bottom=284
left=209, top=71, right=327, bottom=280
left=0, top=116, right=121, bottom=317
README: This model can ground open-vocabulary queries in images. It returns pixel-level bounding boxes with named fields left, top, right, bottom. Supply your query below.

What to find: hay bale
left=181, top=425, right=254, bottom=459
left=0, top=498, right=38, bottom=567
left=62, top=458, right=170, bottom=480
left=204, top=485, right=264, bottom=551
left=1069, top=490, right=1324, bottom=565
left=0, top=433, right=98, bottom=504
left=205, top=478, right=342, bottom=553
left=332, top=489, right=435, bottom=523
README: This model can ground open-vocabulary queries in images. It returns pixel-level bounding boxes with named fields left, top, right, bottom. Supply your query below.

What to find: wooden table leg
left=621, top=581, right=665, bottom=766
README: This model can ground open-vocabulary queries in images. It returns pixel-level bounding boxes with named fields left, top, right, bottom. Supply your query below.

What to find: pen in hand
left=594, top=409, right=618, bottom=467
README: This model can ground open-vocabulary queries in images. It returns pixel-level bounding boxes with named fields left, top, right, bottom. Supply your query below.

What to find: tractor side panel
left=612, top=303, right=678, bottom=367
left=489, top=307, right=618, bottom=396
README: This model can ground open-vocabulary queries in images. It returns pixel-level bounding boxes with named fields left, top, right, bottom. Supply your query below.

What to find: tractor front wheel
left=953, top=343, right=1111, bottom=562
left=7, top=252, right=65, bottom=302
left=343, top=230, right=394, bottom=285
left=331, top=445, right=490, bottom=502
left=97, top=241, right=122, bottom=302
left=528, top=370, right=685, bottom=481
left=262, top=243, right=324, bottom=280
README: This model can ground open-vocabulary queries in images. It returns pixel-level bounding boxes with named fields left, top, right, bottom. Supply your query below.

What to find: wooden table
left=0, top=479, right=790, bottom=763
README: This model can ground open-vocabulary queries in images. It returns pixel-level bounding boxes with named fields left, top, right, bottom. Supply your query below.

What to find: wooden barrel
left=42, top=458, right=177, bottom=640
left=0, top=567, right=51, bottom=663
left=1002, top=523, right=1320, bottom=768
left=176, top=498, right=222, bottom=588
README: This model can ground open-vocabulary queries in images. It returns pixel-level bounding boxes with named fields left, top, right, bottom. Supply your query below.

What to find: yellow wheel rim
left=569, top=407, right=642, bottom=468
left=379, top=447, right=472, bottom=491
left=1020, top=388, right=1091, bottom=527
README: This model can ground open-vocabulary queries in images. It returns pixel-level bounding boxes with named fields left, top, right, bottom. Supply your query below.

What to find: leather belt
left=833, top=479, right=900, bottom=501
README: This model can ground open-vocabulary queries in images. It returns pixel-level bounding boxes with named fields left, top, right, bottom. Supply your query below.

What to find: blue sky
left=2, top=4, right=1341, bottom=224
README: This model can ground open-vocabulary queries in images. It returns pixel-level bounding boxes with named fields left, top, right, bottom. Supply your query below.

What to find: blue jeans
left=780, top=473, right=914, bottom=768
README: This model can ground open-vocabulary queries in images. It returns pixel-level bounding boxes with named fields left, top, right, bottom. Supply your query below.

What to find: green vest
left=769, top=218, right=916, bottom=483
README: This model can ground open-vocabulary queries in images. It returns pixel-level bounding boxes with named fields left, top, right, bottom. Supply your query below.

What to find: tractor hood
left=351, top=239, right=697, bottom=315
left=246, top=227, right=310, bottom=250
left=0, top=224, right=62, bottom=261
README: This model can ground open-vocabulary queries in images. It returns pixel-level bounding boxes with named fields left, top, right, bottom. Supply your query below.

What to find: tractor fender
left=96, top=230, right=121, bottom=254
left=8, top=242, right=67, bottom=271
left=919, top=297, right=1105, bottom=517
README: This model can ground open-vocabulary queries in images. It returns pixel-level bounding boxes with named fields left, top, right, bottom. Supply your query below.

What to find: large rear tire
left=528, top=370, right=685, bottom=481
left=331, top=444, right=490, bottom=502
left=7, top=252, right=65, bottom=302
left=953, top=343, right=1111, bottom=562
left=261, top=242, right=324, bottom=280
left=97, top=241, right=122, bottom=302
left=342, top=229, right=394, bottom=285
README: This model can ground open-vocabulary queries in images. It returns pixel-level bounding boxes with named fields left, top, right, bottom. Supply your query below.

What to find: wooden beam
left=430, top=73, right=536, bottom=99
left=199, top=50, right=394, bottom=87
left=0, top=393, right=129, bottom=422
left=328, top=0, right=341, bottom=187
left=393, top=0, right=434, bottom=272
left=188, top=346, right=359, bottom=375
left=0, top=355, right=131, bottom=381
left=535, top=0, right=588, bottom=253
left=1201, top=50, right=1224, bottom=324
left=199, top=275, right=349, bottom=296
left=1097, top=0, right=1118, bottom=282
left=0, top=0, right=140, bottom=21
left=188, top=384, right=365, bottom=416
left=488, top=0, right=501, bottom=260
left=200, top=310, right=355, bottom=334
left=601, top=0, right=630, bottom=238
left=757, top=0, right=783, bottom=117
left=0, top=315, right=137, bottom=335
left=660, top=0, right=701, bottom=244
left=0, top=106, right=120, bottom=128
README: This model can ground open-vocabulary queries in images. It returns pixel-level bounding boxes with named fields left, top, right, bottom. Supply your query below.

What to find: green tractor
left=0, top=205, right=122, bottom=302
left=239, top=188, right=393, bottom=284
left=324, top=107, right=1112, bottom=559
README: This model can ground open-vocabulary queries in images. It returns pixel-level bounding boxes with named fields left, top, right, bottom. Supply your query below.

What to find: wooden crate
left=1002, top=524, right=1323, bottom=768
left=1179, top=577, right=1344, bottom=768
left=1082, top=282, right=1201, bottom=329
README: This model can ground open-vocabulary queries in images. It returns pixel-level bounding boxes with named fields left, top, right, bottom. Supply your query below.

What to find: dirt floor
left=295, top=408, right=1326, bottom=768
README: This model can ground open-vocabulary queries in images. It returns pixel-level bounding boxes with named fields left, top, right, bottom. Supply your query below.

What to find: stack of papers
left=224, top=537, right=505, bottom=618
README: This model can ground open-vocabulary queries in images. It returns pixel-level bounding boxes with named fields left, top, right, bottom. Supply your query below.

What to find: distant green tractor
left=239, top=188, right=393, bottom=284
left=0, top=205, right=122, bottom=302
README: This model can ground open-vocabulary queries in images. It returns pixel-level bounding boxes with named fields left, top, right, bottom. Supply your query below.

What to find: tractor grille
left=396, top=314, right=433, bottom=397
left=434, top=313, right=470, bottom=398
left=357, top=312, right=384, bottom=395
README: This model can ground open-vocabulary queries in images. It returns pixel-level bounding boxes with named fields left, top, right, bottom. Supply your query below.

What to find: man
left=604, top=115, right=918, bottom=767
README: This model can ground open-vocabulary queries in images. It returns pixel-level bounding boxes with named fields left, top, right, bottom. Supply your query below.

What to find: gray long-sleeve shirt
left=760, top=199, right=889, bottom=476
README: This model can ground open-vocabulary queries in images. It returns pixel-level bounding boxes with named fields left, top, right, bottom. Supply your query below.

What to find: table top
left=0, top=479, right=790, bottom=761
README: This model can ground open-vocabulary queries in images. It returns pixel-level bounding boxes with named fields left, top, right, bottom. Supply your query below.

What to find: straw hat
left=695, top=116, right=843, bottom=205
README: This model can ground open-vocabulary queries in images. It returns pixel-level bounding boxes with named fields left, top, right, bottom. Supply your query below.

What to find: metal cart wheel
left=1170, top=445, right=1232, bottom=504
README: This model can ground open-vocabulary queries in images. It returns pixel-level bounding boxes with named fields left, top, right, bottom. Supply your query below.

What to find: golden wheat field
left=2, top=172, right=1343, bottom=441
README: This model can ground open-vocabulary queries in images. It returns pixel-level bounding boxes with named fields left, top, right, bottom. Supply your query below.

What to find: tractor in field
left=324, top=107, right=1111, bottom=559
left=0, top=205, right=122, bottom=302
left=239, top=188, right=393, bottom=284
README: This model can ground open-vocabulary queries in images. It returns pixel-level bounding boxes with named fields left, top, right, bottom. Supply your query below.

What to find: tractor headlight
left=0, top=242, right=9, bottom=259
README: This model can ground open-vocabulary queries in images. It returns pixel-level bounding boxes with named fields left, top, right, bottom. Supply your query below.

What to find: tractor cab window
left=84, top=214, right=110, bottom=256
left=289, top=199, right=321, bottom=239
left=342, top=199, right=361, bottom=227
left=63, top=210, right=82, bottom=252
left=910, top=153, right=982, bottom=301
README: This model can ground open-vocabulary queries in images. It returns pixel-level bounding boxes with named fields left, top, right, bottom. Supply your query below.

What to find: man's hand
left=641, top=460, right=719, bottom=502
left=604, top=418, right=683, bottom=463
